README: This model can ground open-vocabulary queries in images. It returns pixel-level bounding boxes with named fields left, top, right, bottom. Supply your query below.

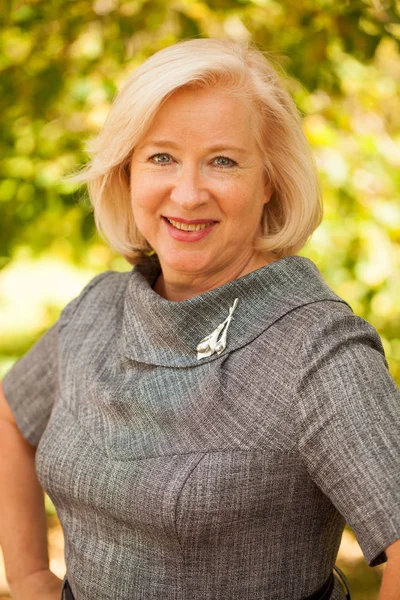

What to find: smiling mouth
left=165, top=217, right=216, bottom=231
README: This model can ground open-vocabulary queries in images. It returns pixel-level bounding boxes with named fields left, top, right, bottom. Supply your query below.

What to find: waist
left=61, top=577, right=75, bottom=600
left=61, top=573, right=334, bottom=600
left=303, top=572, right=334, bottom=600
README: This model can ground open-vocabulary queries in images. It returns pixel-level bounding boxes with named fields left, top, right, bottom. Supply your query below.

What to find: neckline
left=151, top=256, right=282, bottom=302
left=121, top=255, right=349, bottom=368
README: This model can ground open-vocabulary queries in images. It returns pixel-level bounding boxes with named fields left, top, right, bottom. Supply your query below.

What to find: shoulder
left=252, top=290, right=388, bottom=387
left=292, top=300, right=387, bottom=365
left=59, top=269, right=131, bottom=329
left=263, top=256, right=386, bottom=361
left=289, top=300, right=393, bottom=420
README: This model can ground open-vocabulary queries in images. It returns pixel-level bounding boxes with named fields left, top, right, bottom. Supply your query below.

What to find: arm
left=296, top=308, right=400, bottom=568
left=378, top=539, right=400, bottom=600
left=0, top=382, right=62, bottom=600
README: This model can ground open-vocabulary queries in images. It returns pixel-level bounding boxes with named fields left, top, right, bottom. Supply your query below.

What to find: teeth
left=167, top=218, right=213, bottom=231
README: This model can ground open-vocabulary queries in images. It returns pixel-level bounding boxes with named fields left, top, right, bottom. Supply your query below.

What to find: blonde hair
left=70, top=38, right=322, bottom=263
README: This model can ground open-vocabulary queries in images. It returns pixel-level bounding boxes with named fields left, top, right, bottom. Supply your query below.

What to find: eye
left=214, top=156, right=237, bottom=168
left=149, top=153, right=172, bottom=165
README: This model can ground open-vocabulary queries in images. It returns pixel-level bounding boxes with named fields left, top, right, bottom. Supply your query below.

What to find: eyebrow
left=137, top=140, right=247, bottom=154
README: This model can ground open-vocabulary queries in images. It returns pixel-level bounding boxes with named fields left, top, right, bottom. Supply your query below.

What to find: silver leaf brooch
left=196, top=298, right=239, bottom=360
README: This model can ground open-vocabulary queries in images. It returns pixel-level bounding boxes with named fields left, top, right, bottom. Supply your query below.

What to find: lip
left=163, top=216, right=217, bottom=224
left=163, top=216, right=217, bottom=242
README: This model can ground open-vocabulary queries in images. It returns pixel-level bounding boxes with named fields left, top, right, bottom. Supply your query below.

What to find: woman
left=0, top=39, right=399, bottom=600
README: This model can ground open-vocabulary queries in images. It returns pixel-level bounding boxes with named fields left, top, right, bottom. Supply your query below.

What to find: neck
left=153, top=252, right=277, bottom=301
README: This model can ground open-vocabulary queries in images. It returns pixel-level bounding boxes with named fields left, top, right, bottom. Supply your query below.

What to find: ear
left=263, top=180, right=273, bottom=206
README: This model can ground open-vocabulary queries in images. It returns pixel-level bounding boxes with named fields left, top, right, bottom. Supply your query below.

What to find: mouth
left=163, top=217, right=217, bottom=232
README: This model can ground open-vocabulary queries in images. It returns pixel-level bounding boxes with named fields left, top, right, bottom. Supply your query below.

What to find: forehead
left=140, top=86, right=258, bottom=148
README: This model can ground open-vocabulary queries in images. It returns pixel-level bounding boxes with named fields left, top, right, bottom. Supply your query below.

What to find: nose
left=170, top=164, right=209, bottom=210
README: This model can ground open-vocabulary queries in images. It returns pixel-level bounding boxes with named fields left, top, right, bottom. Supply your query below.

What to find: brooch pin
left=196, top=298, right=239, bottom=360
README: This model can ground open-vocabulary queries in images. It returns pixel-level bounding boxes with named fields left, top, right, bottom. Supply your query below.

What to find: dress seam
left=173, top=451, right=208, bottom=599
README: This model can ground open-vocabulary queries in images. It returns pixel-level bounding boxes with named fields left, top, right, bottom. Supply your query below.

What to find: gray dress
left=3, top=255, right=400, bottom=600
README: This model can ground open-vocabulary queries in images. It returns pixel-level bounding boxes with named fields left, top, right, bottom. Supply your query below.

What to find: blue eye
left=151, top=153, right=171, bottom=165
left=214, top=156, right=236, bottom=168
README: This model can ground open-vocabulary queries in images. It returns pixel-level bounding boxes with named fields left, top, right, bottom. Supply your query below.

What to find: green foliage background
left=0, top=1, right=399, bottom=597
left=1, top=0, right=399, bottom=380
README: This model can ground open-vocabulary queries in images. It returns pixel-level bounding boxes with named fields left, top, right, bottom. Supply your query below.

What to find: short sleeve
left=3, top=324, right=59, bottom=447
left=2, top=271, right=111, bottom=448
left=296, top=306, right=400, bottom=567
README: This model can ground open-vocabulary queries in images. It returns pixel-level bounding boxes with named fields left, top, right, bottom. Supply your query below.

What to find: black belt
left=61, top=568, right=349, bottom=599
left=303, top=572, right=334, bottom=600
left=61, top=577, right=75, bottom=600
left=303, top=565, right=351, bottom=600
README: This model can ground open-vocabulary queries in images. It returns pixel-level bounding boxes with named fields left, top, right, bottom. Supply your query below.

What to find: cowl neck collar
left=122, top=255, right=349, bottom=368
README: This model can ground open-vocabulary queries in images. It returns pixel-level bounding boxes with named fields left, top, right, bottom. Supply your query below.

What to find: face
left=129, top=86, right=272, bottom=289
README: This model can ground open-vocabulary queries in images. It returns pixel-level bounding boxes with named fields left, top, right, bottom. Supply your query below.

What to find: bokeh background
left=0, top=0, right=399, bottom=598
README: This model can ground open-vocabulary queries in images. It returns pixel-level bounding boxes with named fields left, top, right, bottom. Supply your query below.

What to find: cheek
left=222, top=181, right=263, bottom=217
left=130, top=181, right=163, bottom=211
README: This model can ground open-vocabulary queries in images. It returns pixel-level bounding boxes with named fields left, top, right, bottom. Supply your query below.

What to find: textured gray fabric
left=3, top=255, right=400, bottom=600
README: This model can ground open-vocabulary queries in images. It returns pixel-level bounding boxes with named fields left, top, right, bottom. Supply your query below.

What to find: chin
left=160, top=250, right=213, bottom=275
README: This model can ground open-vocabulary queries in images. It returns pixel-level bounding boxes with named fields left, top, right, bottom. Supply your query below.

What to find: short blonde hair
left=70, top=38, right=322, bottom=263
